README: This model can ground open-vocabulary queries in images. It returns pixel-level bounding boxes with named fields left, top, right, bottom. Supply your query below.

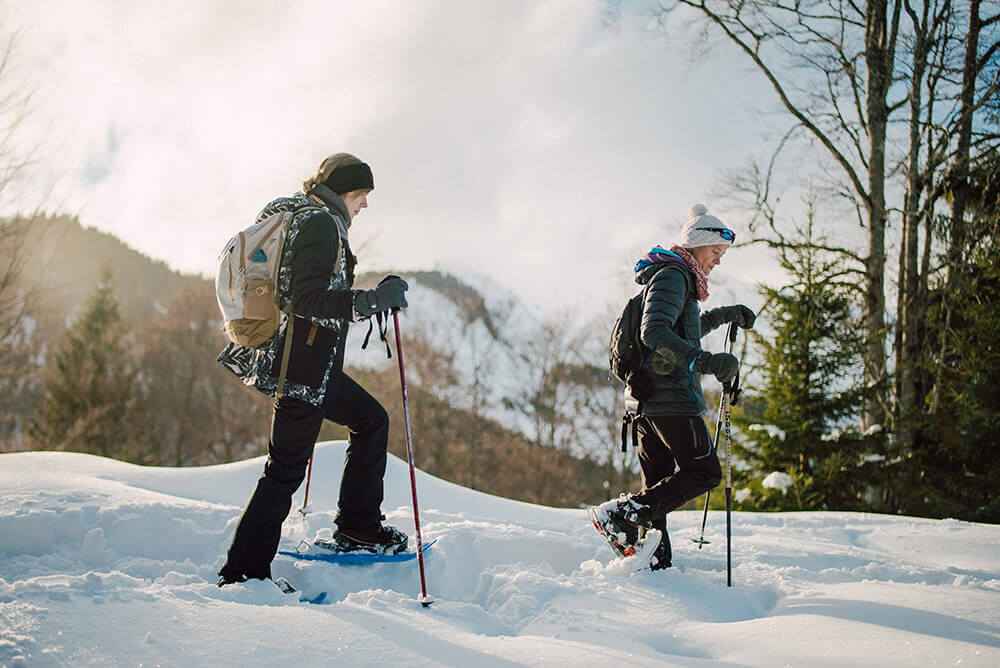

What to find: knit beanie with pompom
left=678, top=203, right=734, bottom=249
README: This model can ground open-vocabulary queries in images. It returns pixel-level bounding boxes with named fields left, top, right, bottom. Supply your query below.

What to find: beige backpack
left=215, top=205, right=321, bottom=395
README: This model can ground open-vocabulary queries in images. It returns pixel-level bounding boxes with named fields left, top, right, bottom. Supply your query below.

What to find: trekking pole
left=298, top=454, right=314, bottom=518
left=692, top=399, right=725, bottom=548
left=723, top=322, right=740, bottom=588
left=391, top=309, right=433, bottom=607
left=693, top=323, right=738, bottom=548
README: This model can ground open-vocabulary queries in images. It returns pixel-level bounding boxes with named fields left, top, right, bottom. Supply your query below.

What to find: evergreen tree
left=28, top=264, right=140, bottom=459
left=911, top=150, right=1000, bottom=522
left=732, top=210, right=885, bottom=511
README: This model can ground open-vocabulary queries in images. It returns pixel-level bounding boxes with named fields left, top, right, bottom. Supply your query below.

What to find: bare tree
left=0, top=31, right=38, bottom=442
left=654, top=0, right=905, bottom=427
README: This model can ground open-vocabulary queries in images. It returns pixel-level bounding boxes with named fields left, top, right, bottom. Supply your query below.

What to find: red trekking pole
left=392, top=310, right=433, bottom=607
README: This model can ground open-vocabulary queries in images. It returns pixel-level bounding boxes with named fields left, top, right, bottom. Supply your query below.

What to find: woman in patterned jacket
left=217, top=153, right=410, bottom=586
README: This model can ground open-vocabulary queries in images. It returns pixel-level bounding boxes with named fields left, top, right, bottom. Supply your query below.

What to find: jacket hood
left=634, top=246, right=689, bottom=286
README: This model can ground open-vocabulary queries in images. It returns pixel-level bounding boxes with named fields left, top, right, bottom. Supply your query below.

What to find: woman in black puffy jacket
left=591, top=203, right=755, bottom=570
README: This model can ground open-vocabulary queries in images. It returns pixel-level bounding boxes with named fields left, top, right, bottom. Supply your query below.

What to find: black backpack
left=609, top=287, right=652, bottom=401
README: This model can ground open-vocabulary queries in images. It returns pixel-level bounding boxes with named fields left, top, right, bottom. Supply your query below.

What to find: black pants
left=632, top=415, right=722, bottom=535
left=220, top=371, right=389, bottom=580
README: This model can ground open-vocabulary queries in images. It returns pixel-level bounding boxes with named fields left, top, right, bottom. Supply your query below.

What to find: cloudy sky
left=5, top=0, right=787, bottom=317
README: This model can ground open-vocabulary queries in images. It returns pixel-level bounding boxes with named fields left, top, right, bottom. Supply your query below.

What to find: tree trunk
left=863, top=0, right=898, bottom=428
left=931, top=0, right=981, bottom=413
left=896, top=0, right=938, bottom=467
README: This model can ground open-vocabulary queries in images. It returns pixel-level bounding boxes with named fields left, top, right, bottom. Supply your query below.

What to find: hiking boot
left=216, top=568, right=248, bottom=587
left=332, top=523, right=409, bottom=555
left=591, top=493, right=654, bottom=551
left=649, top=531, right=672, bottom=570
left=639, top=524, right=672, bottom=570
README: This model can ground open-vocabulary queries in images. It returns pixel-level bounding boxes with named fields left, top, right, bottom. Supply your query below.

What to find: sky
left=2, top=444, right=999, bottom=665
left=3, top=0, right=789, bottom=317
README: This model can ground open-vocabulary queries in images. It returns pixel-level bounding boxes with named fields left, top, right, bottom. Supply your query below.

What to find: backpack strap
left=275, top=304, right=295, bottom=399
left=620, top=407, right=643, bottom=453
left=273, top=203, right=342, bottom=399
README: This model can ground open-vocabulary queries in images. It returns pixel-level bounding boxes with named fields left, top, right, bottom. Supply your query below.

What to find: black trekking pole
left=692, top=394, right=725, bottom=548
left=391, top=309, right=433, bottom=608
left=723, top=322, right=740, bottom=587
left=693, top=322, right=738, bottom=549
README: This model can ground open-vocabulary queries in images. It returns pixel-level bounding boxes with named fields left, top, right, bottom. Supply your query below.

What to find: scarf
left=669, top=245, right=709, bottom=301
left=635, top=245, right=709, bottom=301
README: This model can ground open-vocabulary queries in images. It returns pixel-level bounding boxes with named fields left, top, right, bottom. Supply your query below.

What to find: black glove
left=354, top=275, right=409, bottom=318
left=720, top=304, right=756, bottom=329
left=692, top=351, right=739, bottom=385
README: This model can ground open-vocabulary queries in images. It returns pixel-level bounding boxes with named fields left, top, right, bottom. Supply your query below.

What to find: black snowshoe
left=587, top=494, right=654, bottom=558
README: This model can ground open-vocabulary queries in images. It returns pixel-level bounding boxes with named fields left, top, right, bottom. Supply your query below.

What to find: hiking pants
left=632, top=415, right=722, bottom=534
left=221, top=371, right=389, bottom=580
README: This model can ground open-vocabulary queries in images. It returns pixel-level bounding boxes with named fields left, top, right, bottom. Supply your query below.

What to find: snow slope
left=2, top=445, right=999, bottom=666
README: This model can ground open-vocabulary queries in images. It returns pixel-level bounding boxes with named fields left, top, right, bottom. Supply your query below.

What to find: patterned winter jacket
left=628, top=252, right=731, bottom=417
left=217, top=191, right=356, bottom=406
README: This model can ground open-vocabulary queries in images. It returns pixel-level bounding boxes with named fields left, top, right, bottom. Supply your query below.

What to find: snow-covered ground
left=2, top=445, right=998, bottom=666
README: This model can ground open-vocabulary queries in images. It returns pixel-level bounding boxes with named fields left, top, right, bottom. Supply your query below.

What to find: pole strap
left=361, top=311, right=392, bottom=358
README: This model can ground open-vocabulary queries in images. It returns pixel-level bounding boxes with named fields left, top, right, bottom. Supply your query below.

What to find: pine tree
left=911, top=150, right=1000, bottom=522
left=28, top=264, right=140, bottom=459
left=732, top=210, right=885, bottom=511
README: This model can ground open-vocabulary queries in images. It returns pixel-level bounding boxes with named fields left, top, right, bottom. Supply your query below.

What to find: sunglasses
left=698, top=227, right=736, bottom=242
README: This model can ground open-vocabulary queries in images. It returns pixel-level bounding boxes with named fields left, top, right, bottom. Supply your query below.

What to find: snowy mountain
left=2, top=445, right=998, bottom=666
left=350, top=267, right=618, bottom=455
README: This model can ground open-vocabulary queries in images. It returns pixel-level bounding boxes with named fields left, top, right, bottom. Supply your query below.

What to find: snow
left=762, top=471, right=794, bottom=492
left=2, top=445, right=999, bottom=666
left=748, top=423, right=787, bottom=441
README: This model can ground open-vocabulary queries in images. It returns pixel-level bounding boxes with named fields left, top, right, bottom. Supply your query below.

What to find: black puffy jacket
left=628, top=257, right=729, bottom=416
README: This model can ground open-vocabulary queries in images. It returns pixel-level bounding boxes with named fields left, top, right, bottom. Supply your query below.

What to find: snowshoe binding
left=588, top=493, right=654, bottom=558
left=315, top=523, right=409, bottom=555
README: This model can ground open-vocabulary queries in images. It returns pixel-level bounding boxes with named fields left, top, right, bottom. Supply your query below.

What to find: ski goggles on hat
left=698, top=227, right=736, bottom=242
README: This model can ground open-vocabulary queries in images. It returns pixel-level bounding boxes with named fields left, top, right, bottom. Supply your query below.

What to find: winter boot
left=588, top=493, right=654, bottom=557
left=639, top=523, right=672, bottom=570
left=330, top=523, right=409, bottom=555
left=649, top=531, right=672, bottom=570
left=217, top=572, right=246, bottom=587
left=217, top=562, right=250, bottom=587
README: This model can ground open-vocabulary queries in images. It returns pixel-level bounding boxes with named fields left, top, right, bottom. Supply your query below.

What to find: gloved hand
left=354, top=275, right=409, bottom=318
left=692, top=351, right=739, bottom=385
left=719, top=304, right=756, bottom=329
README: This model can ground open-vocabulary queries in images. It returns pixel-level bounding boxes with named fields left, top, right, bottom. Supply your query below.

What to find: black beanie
left=323, top=162, right=374, bottom=195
